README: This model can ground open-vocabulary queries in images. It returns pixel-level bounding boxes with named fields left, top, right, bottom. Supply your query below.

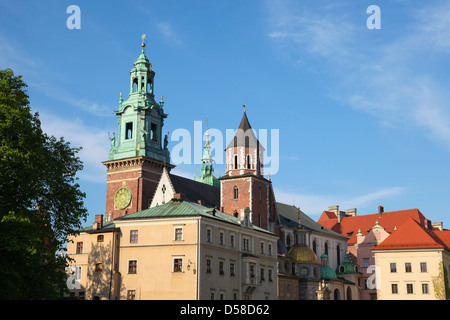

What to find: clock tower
left=102, top=35, right=174, bottom=220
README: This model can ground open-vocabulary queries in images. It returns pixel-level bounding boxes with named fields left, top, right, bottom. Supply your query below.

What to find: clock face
left=114, top=186, right=132, bottom=209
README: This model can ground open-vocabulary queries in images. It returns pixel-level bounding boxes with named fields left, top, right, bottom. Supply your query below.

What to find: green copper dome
left=319, top=254, right=337, bottom=279
left=337, top=252, right=359, bottom=274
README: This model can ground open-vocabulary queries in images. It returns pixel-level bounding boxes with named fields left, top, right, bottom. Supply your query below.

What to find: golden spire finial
left=141, top=34, right=146, bottom=47
left=243, top=104, right=246, bottom=112
left=205, top=116, right=209, bottom=130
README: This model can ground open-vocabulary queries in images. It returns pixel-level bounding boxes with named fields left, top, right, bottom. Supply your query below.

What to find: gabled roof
left=226, top=111, right=264, bottom=150
left=169, top=173, right=220, bottom=208
left=276, top=202, right=348, bottom=239
left=318, top=208, right=428, bottom=245
left=373, top=217, right=450, bottom=251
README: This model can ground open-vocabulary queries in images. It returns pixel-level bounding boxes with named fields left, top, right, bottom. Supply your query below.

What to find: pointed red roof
left=373, top=217, right=450, bottom=251
left=317, top=208, right=428, bottom=245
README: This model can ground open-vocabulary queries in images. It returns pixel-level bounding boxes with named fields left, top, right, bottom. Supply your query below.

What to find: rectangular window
left=220, top=231, right=224, bottom=245
left=363, top=258, right=370, bottom=268
left=128, top=260, right=137, bottom=274
left=230, top=234, right=235, bottom=247
left=127, top=290, right=136, bottom=300
left=97, top=235, right=104, bottom=242
left=173, top=258, right=183, bottom=272
left=260, top=268, right=265, bottom=281
left=249, top=265, right=255, bottom=278
left=219, top=261, right=224, bottom=275
left=150, top=123, right=157, bottom=141
left=206, top=259, right=212, bottom=273
left=175, top=228, right=183, bottom=241
left=406, top=283, right=414, bottom=294
left=390, top=263, right=397, bottom=273
left=76, top=242, right=83, bottom=254
left=125, top=122, right=133, bottom=139
left=243, top=238, right=250, bottom=251
left=260, top=242, right=265, bottom=254
left=391, top=283, right=398, bottom=294
left=405, top=263, right=412, bottom=273
left=268, top=269, right=273, bottom=282
left=420, top=262, right=427, bottom=273
left=268, top=244, right=272, bottom=256
left=230, top=263, right=235, bottom=276
left=207, top=228, right=212, bottom=242
left=422, top=283, right=429, bottom=294
left=130, top=230, right=138, bottom=243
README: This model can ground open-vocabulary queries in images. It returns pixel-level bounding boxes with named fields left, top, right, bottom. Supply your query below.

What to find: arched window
left=247, top=154, right=251, bottom=169
left=334, top=289, right=340, bottom=300
left=234, top=155, right=238, bottom=169
left=346, top=287, right=352, bottom=300
left=233, top=186, right=238, bottom=199
left=132, top=78, right=138, bottom=92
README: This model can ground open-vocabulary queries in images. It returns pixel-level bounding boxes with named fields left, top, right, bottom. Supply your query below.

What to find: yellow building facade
left=66, top=200, right=278, bottom=300
left=372, top=218, right=450, bottom=300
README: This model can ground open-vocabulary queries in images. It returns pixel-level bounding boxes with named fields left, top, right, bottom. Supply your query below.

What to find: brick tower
left=102, top=35, right=174, bottom=220
left=219, top=109, right=279, bottom=233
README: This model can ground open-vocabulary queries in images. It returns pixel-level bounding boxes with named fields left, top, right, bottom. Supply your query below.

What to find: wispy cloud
left=157, top=22, right=183, bottom=46
left=274, top=186, right=405, bottom=216
left=38, top=111, right=110, bottom=183
left=266, top=1, right=450, bottom=149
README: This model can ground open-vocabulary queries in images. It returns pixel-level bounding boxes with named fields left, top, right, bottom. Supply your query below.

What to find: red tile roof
left=317, top=208, right=428, bottom=245
left=373, top=217, right=450, bottom=251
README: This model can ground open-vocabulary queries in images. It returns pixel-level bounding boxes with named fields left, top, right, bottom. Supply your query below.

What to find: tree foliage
left=0, top=68, right=88, bottom=299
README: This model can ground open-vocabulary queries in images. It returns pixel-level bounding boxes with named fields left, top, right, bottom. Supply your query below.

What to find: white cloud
left=38, top=111, right=110, bottom=183
left=266, top=1, right=450, bottom=150
left=274, top=186, right=405, bottom=216
left=157, top=22, right=183, bottom=46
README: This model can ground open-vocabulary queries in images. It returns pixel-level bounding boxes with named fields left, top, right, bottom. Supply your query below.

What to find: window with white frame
left=174, top=227, right=183, bottom=241
left=173, top=256, right=183, bottom=273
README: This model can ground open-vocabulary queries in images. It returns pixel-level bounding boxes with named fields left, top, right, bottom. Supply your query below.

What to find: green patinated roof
left=337, top=252, right=359, bottom=274
left=82, top=200, right=275, bottom=235
left=276, top=202, right=348, bottom=239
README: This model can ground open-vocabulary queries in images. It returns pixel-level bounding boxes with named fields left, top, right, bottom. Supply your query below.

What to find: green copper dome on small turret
left=337, top=252, right=359, bottom=274
left=319, top=254, right=337, bottom=279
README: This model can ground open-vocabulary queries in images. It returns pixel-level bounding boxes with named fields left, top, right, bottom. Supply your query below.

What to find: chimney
left=346, top=208, right=357, bottom=217
left=432, top=221, right=444, bottom=231
left=173, top=193, right=184, bottom=201
left=328, top=205, right=344, bottom=223
left=93, top=214, right=103, bottom=230
left=378, top=206, right=384, bottom=218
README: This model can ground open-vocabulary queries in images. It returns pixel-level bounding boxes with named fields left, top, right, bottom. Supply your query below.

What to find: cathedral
left=65, top=36, right=361, bottom=300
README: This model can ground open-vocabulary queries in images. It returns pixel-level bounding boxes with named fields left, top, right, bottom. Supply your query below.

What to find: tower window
left=125, top=122, right=133, bottom=139
left=132, top=78, right=138, bottom=92
left=247, top=155, right=251, bottom=169
left=233, top=186, right=238, bottom=199
left=234, top=155, right=238, bottom=169
left=151, top=123, right=157, bottom=141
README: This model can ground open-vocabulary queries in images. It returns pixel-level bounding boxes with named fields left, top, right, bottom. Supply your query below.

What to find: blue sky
left=2, top=0, right=450, bottom=229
